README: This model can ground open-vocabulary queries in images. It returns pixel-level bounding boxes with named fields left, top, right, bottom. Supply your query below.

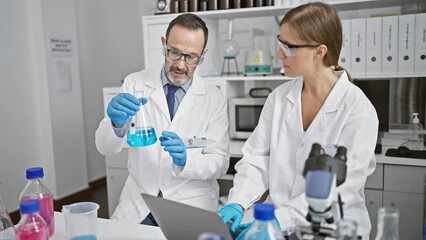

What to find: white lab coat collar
left=143, top=64, right=206, bottom=95
left=142, top=64, right=207, bottom=122
left=285, top=70, right=351, bottom=138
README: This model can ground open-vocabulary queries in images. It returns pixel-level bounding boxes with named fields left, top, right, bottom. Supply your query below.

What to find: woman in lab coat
left=96, top=14, right=230, bottom=224
left=218, top=2, right=378, bottom=239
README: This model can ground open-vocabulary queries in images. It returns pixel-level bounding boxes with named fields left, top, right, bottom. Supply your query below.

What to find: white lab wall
left=0, top=0, right=155, bottom=212
left=75, top=0, right=155, bottom=182
left=0, top=0, right=89, bottom=211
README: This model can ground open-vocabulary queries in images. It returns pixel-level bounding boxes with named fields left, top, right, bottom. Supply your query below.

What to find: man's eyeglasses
left=276, top=35, right=319, bottom=57
left=163, top=46, right=203, bottom=66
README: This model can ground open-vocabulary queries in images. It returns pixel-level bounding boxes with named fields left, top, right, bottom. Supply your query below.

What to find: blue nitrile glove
left=107, top=93, right=148, bottom=127
left=159, top=131, right=187, bottom=166
left=235, top=218, right=281, bottom=240
left=217, top=203, right=244, bottom=233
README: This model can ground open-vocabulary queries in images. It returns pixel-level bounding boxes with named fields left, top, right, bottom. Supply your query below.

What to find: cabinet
left=364, top=163, right=426, bottom=239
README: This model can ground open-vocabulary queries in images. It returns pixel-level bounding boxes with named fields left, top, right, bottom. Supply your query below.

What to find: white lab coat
left=95, top=65, right=230, bottom=223
left=227, top=71, right=378, bottom=239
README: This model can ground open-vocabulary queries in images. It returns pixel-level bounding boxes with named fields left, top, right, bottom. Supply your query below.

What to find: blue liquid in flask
left=127, top=126, right=157, bottom=147
left=70, top=235, right=97, bottom=240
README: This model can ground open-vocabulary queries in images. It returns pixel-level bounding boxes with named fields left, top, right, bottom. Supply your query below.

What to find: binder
left=382, top=15, right=399, bottom=74
left=398, top=14, right=416, bottom=74
left=350, top=18, right=366, bottom=75
left=366, top=17, right=382, bottom=75
left=414, top=13, right=426, bottom=74
left=339, top=19, right=351, bottom=73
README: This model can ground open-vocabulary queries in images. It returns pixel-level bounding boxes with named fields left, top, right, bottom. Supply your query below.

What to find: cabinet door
left=383, top=191, right=424, bottom=240
left=106, top=167, right=129, bottom=217
left=365, top=189, right=383, bottom=239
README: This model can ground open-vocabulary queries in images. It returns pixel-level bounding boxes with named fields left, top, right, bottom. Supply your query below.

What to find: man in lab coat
left=218, top=3, right=378, bottom=239
left=95, top=13, right=230, bottom=225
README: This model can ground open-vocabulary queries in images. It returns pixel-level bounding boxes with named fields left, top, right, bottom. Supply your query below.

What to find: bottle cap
left=413, top=113, right=420, bottom=124
left=26, top=167, right=44, bottom=179
left=253, top=203, right=275, bottom=221
left=20, top=199, right=40, bottom=214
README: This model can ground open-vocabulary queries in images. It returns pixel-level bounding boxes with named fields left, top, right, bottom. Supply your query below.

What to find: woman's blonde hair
left=281, top=2, right=352, bottom=81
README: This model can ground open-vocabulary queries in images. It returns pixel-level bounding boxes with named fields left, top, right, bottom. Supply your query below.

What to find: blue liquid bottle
left=127, top=92, right=157, bottom=147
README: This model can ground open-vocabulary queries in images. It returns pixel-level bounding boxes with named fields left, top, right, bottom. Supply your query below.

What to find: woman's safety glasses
left=163, top=45, right=204, bottom=66
left=276, top=35, right=319, bottom=57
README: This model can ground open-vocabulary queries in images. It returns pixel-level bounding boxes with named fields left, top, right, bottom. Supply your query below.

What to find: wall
left=0, top=0, right=89, bottom=211
left=0, top=0, right=155, bottom=212
left=75, top=0, right=155, bottom=182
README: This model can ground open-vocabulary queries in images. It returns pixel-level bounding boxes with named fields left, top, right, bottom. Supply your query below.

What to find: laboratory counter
left=51, top=212, right=166, bottom=240
left=230, top=140, right=426, bottom=167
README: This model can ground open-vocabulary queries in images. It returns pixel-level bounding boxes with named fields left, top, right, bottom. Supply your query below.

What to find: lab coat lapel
left=144, top=66, right=170, bottom=121
left=301, top=71, right=350, bottom=144
left=171, top=72, right=206, bottom=122
left=285, top=78, right=304, bottom=139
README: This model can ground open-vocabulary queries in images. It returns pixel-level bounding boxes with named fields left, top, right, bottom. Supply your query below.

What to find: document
left=351, top=18, right=366, bottom=75
left=398, top=14, right=415, bottom=74
left=414, top=13, right=426, bottom=74
left=366, top=17, right=382, bottom=75
left=382, top=15, right=399, bottom=74
left=340, top=19, right=351, bottom=72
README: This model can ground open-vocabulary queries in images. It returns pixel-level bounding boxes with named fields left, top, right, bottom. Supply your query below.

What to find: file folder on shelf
left=382, top=15, right=398, bottom=74
left=366, top=17, right=382, bottom=75
left=339, top=19, right=351, bottom=73
left=398, top=14, right=415, bottom=74
left=350, top=18, right=366, bottom=75
left=414, top=13, right=426, bottom=74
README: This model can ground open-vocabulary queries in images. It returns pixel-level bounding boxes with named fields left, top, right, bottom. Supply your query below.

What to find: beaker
left=62, top=202, right=99, bottom=240
left=127, top=90, right=157, bottom=147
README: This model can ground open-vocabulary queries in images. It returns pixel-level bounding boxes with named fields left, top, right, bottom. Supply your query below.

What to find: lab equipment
left=336, top=219, right=358, bottom=240
left=217, top=203, right=244, bottom=232
left=374, top=207, right=399, bottom=240
left=107, top=93, right=140, bottom=127
left=127, top=91, right=157, bottom=147
left=16, top=200, right=48, bottom=240
left=159, top=131, right=187, bottom=166
left=408, top=113, right=424, bottom=150
left=19, top=167, right=54, bottom=237
left=221, top=20, right=240, bottom=76
left=296, top=143, right=348, bottom=239
left=244, top=51, right=272, bottom=76
left=62, top=202, right=99, bottom=240
left=0, top=185, right=16, bottom=240
left=243, top=203, right=283, bottom=240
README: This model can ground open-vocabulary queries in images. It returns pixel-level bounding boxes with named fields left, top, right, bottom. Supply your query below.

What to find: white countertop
left=230, top=140, right=426, bottom=167
left=51, top=212, right=166, bottom=240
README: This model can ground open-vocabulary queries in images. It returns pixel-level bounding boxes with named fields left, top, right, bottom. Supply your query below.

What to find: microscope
left=295, top=143, right=349, bottom=239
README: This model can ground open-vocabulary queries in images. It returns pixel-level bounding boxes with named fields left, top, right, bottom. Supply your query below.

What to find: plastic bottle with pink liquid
left=16, top=200, right=48, bottom=240
left=19, top=167, right=54, bottom=237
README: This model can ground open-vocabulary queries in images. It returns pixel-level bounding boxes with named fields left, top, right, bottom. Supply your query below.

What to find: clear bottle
left=244, top=203, right=284, bottom=240
left=16, top=200, right=48, bottom=240
left=19, top=167, right=54, bottom=237
left=197, top=232, right=226, bottom=240
left=0, top=184, right=16, bottom=240
left=408, top=113, right=424, bottom=150
left=374, top=207, right=399, bottom=240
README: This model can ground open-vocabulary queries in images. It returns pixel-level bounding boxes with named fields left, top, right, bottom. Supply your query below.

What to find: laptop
left=141, top=193, right=233, bottom=240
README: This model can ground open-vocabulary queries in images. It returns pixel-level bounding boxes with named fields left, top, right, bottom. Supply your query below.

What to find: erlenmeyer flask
left=0, top=184, right=16, bottom=240
left=127, top=91, right=157, bottom=147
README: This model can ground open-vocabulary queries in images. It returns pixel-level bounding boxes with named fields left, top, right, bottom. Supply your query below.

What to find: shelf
left=145, top=0, right=416, bottom=20
left=203, top=74, right=293, bottom=81
left=203, top=73, right=426, bottom=82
